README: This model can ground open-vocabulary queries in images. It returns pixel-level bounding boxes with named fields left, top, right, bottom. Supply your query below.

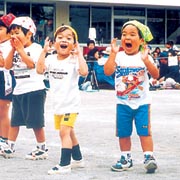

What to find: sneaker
left=0, top=139, right=6, bottom=156
left=173, top=83, right=180, bottom=89
left=111, top=155, right=133, bottom=172
left=3, top=147, right=15, bottom=159
left=144, top=154, right=157, bottom=173
left=25, top=146, right=48, bottom=160
left=71, top=159, right=85, bottom=168
left=48, top=164, right=71, bottom=175
left=0, top=148, right=3, bottom=155
left=0, top=139, right=8, bottom=152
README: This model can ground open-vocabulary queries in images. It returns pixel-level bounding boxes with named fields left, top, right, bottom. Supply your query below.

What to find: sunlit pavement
left=1, top=89, right=180, bottom=180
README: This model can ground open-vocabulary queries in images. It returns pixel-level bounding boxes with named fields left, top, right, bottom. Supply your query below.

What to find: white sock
left=121, top=151, right=131, bottom=159
left=144, top=151, right=153, bottom=156
left=8, top=140, right=15, bottom=150
left=37, top=142, right=46, bottom=150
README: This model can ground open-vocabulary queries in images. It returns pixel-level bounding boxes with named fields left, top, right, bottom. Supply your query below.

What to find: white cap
left=11, top=16, right=36, bottom=36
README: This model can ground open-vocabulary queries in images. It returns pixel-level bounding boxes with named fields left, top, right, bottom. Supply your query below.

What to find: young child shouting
left=37, top=25, right=88, bottom=174
left=104, top=20, right=159, bottom=173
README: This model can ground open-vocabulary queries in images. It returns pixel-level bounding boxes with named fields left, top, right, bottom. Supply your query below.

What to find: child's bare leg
left=139, top=135, right=153, bottom=152
left=60, top=125, right=72, bottom=148
left=33, top=128, right=46, bottom=143
left=119, top=137, right=131, bottom=151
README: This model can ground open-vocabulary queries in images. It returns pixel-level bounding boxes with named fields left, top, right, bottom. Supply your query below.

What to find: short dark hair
left=166, top=40, right=174, bottom=46
left=87, top=39, right=95, bottom=46
left=9, top=24, right=34, bottom=42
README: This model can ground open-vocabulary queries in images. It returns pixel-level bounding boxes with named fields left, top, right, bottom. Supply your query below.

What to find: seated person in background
left=94, top=47, right=115, bottom=87
left=150, top=51, right=180, bottom=89
left=98, top=47, right=111, bottom=65
left=79, top=46, right=115, bottom=88
left=79, top=45, right=99, bottom=87
left=165, top=40, right=179, bottom=53
left=85, top=39, right=99, bottom=61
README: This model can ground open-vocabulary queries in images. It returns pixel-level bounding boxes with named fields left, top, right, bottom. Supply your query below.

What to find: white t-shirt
left=13, top=43, right=45, bottom=95
left=0, top=40, right=12, bottom=71
left=45, top=54, right=80, bottom=115
left=0, top=40, right=14, bottom=95
left=115, top=51, right=154, bottom=109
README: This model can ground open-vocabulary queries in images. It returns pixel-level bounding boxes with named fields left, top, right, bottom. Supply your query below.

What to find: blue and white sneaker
left=3, top=147, right=15, bottom=159
left=144, top=154, right=157, bottom=173
left=111, top=155, right=133, bottom=172
left=0, top=139, right=6, bottom=155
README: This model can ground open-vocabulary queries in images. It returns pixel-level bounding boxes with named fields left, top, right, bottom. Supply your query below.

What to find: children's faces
left=88, top=43, right=95, bottom=50
left=54, top=29, right=75, bottom=56
left=10, top=27, right=31, bottom=47
left=121, top=24, right=143, bottom=55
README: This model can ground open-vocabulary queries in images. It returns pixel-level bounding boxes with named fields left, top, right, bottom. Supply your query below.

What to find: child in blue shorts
left=104, top=20, right=159, bottom=173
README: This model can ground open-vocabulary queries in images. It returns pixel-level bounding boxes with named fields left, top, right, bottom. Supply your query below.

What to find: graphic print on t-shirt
left=13, top=52, right=31, bottom=79
left=116, top=66, right=145, bottom=100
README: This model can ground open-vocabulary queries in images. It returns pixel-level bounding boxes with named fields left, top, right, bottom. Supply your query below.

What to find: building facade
left=0, top=0, right=180, bottom=47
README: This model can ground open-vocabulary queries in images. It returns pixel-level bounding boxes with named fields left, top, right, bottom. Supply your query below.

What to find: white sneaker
left=25, top=146, right=48, bottom=160
left=48, top=164, right=71, bottom=175
left=3, top=147, right=15, bottom=159
left=0, top=139, right=9, bottom=156
left=71, top=159, right=85, bottom=168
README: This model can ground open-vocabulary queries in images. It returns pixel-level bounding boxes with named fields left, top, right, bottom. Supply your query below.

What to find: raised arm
left=141, top=45, right=159, bottom=79
left=36, top=37, right=49, bottom=74
left=74, top=42, right=88, bottom=76
left=104, top=38, right=119, bottom=76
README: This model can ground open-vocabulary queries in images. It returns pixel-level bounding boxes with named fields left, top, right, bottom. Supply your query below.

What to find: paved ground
left=1, top=89, right=180, bottom=180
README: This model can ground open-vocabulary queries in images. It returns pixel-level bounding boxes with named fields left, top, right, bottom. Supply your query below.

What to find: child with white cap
left=3, top=16, right=47, bottom=160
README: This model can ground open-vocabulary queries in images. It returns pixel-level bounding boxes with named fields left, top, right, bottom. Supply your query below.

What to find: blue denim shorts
left=116, top=104, right=151, bottom=138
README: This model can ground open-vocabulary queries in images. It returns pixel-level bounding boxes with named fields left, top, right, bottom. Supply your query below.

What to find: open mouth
left=125, top=43, right=132, bottom=48
left=60, top=44, right=68, bottom=49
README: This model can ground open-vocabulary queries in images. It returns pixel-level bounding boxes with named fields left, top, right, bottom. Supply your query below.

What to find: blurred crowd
left=149, top=40, right=180, bottom=90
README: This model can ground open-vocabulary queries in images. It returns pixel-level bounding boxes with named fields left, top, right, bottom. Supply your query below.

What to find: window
left=7, top=2, right=30, bottom=16
left=0, top=2, right=4, bottom=16
left=91, top=6, right=111, bottom=44
left=70, top=5, right=90, bottom=43
left=6, top=2, right=55, bottom=46
left=167, top=9, right=180, bottom=44
left=70, top=5, right=111, bottom=44
left=147, top=9, right=165, bottom=44
left=114, top=7, right=145, bottom=16
left=32, top=4, right=54, bottom=45
left=113, top=7, right=145, bottom=41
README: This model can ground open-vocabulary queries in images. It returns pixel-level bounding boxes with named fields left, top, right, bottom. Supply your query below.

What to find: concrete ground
left=0, top=89, right=180, bottom=180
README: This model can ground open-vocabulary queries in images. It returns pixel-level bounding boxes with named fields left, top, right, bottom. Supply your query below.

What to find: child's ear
left=26, top=31, right=33, bottom=39
left=140, top=38, right=145, bottom=45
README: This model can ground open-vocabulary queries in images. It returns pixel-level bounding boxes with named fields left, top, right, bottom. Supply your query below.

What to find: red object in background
left=83, top=46, right=106, bottom=56
left=83, top=46, right=123, bottom=56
